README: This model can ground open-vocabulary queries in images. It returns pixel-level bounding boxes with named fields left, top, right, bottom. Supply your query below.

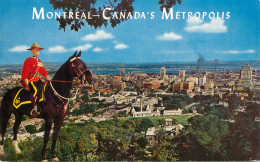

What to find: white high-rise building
left=240, top=64, right=252, bottom=80
left=186, top=77, right=199, bottom=85
left=237, top=64, right=253, bottom=89
left=179, top=70, right=185, bottom=81
left=163, top=75, right=169, bottom=86
left=160, top=67, right=166, bottom=77
left=120, top=68, right=126, bottom=75
left=198, top=76, right=206, bottom=86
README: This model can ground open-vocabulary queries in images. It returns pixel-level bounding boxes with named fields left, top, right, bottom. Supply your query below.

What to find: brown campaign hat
left=27, top=42, right=44, bottom=50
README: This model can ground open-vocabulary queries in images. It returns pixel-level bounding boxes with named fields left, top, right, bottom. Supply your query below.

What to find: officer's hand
left=24, top=86, right=30, bottom=92
left=45, top=75, right=51, bottom=82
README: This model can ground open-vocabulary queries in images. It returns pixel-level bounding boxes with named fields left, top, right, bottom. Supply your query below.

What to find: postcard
left=0, top=0, right=259, bottom=161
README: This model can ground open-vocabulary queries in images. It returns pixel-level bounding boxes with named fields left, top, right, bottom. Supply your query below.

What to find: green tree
left=188, top=115, right=229, bottom=160
left=172, top=118, right=178, bottom=125
left=227, top=94, right=242, bottom=113
left=151, top=128, right=178, bottom=161
left=71, top=104, right=97, bottom=115
left=174, top=131, right=207, bottom=161
left=77, top=125, right=99, bottom=160
left=96, top=126, right=132, bottom=161
left=208, top=105, right=232, bottom=120
left=127, top=134, right=149, bottom=161
left=163, top=95, right=193, bottom=110
left=38, top=124, right=45, bottom=132
left=56, top=126, right=83, bottom=160
left=157, top=118, right=165, bottom=126
left=135, top=118, right=154, bottom=132
left=121, top=118, right=136, bottom=131
left=25, top=125, right=38, bottom=134
left=223, top=103, right=260, bottom=160
left=113, top=110, right=127, bottom=118
left=81, top=91, right=90, bottom=102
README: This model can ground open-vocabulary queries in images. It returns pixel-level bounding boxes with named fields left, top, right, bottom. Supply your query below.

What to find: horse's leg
left=41, top=118, right=53, bottom=161
left=0, top=110, right=11, bottom=156
left=50, top=119, right=64, bottom=161
left=12, top=113, right=22, bottom=154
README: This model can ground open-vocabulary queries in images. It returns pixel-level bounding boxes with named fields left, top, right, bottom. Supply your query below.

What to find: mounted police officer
left=21, top=42, right=51, bottom=117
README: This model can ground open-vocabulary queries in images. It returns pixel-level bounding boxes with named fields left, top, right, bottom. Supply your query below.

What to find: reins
left=50, top=80, right=73, bottom=83
left=49, top=81, right=81, bottom=101
left=48, top=56, right=90, bottom=102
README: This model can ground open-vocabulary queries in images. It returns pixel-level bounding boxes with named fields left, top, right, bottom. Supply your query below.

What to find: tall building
left=172, top=82, right=183, bottom=92
left=179, top=70, right=185, bottom=81
left=198, top=76, right=206, bottom=86
left=112, top=81, right=125, bottom=91
left=136, top=79, right=143, bottom=88
left=240, top=64, right=252, bottom=80
left=204, top=82, right=214, bottom=89
left=163, top=75, right=169, bottom=86
left=114, top=76, right=122, bottom=82
left=183, top=81, right=194, bottom=93
left=160, top=67, right=166, bottom=77
left=254, top=85, right=260, bottom=98
left=186, top=76, right=198, bottom=85
left=120, top=68, right=126, bottom=75
left=237, top=64, right=253, bottom=89
left=143, top=81, right=160, bottom=90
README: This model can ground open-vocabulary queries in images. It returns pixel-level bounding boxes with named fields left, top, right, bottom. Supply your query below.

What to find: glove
left=22, top=79, right=30, bottom=92
left=45, top=75, right=51, bottom=82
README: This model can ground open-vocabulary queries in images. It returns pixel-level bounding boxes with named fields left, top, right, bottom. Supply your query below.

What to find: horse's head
left=68, top=51, right=93, bottom=85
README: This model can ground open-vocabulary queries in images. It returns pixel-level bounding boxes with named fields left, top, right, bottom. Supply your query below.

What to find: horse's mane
left=51, top=59, right=73, bottom=99
left=52, top=60, right=70, bottom=81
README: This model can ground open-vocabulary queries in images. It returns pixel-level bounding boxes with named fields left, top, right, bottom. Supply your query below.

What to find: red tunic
left=21, top=56, right=48, bottom=82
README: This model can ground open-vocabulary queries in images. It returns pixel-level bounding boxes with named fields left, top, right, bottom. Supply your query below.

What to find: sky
left=0, top=0, right=259, bottom=64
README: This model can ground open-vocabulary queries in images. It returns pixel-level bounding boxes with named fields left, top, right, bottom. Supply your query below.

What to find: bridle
left=69, top=57, right=90, bottom=82
left=49, top=57, right=91, bottom=102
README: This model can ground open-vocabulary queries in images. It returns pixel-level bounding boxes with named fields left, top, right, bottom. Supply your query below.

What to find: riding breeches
left=29, top=80, right=43, bottom=100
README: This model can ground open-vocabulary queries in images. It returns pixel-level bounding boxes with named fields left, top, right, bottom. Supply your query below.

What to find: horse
left=0, top=51, right=93, bottom=161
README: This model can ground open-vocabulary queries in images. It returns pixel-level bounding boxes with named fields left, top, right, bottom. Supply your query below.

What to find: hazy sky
left=0, top=0, right=259, bottom=64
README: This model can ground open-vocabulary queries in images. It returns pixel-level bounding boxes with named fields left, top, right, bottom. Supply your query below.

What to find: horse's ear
left=72, top=51, right=77, bottom=57
left=77, top=51, right=81, bottom=57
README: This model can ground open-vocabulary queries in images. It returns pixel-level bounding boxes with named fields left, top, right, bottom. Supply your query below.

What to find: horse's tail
left=0, top=89, right=13, bottom=135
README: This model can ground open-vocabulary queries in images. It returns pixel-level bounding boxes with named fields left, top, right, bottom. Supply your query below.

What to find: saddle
left=13, top=83, right=47, bottom=109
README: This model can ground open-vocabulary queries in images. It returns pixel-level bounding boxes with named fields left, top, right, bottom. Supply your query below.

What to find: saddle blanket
left=13, top=84, right=47, bottom=109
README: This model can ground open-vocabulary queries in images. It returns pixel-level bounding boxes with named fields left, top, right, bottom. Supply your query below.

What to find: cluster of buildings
left=130, top=96, right=183, bottom=117
left=47, top=63, right=260, bottom=121
left=90, top=64, right=259, bottom=100
left=1, top=63, right=258, bottom=101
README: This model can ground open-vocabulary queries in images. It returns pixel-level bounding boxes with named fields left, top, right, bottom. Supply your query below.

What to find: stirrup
left=30, top=105, right=37, bottom=114
left=30, top=110, right=40, bottom=118
left=30, top=105, right=40, bottom=117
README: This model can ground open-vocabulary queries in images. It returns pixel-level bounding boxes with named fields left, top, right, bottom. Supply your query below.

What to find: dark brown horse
left=0, top=51, right=93, bottom=161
